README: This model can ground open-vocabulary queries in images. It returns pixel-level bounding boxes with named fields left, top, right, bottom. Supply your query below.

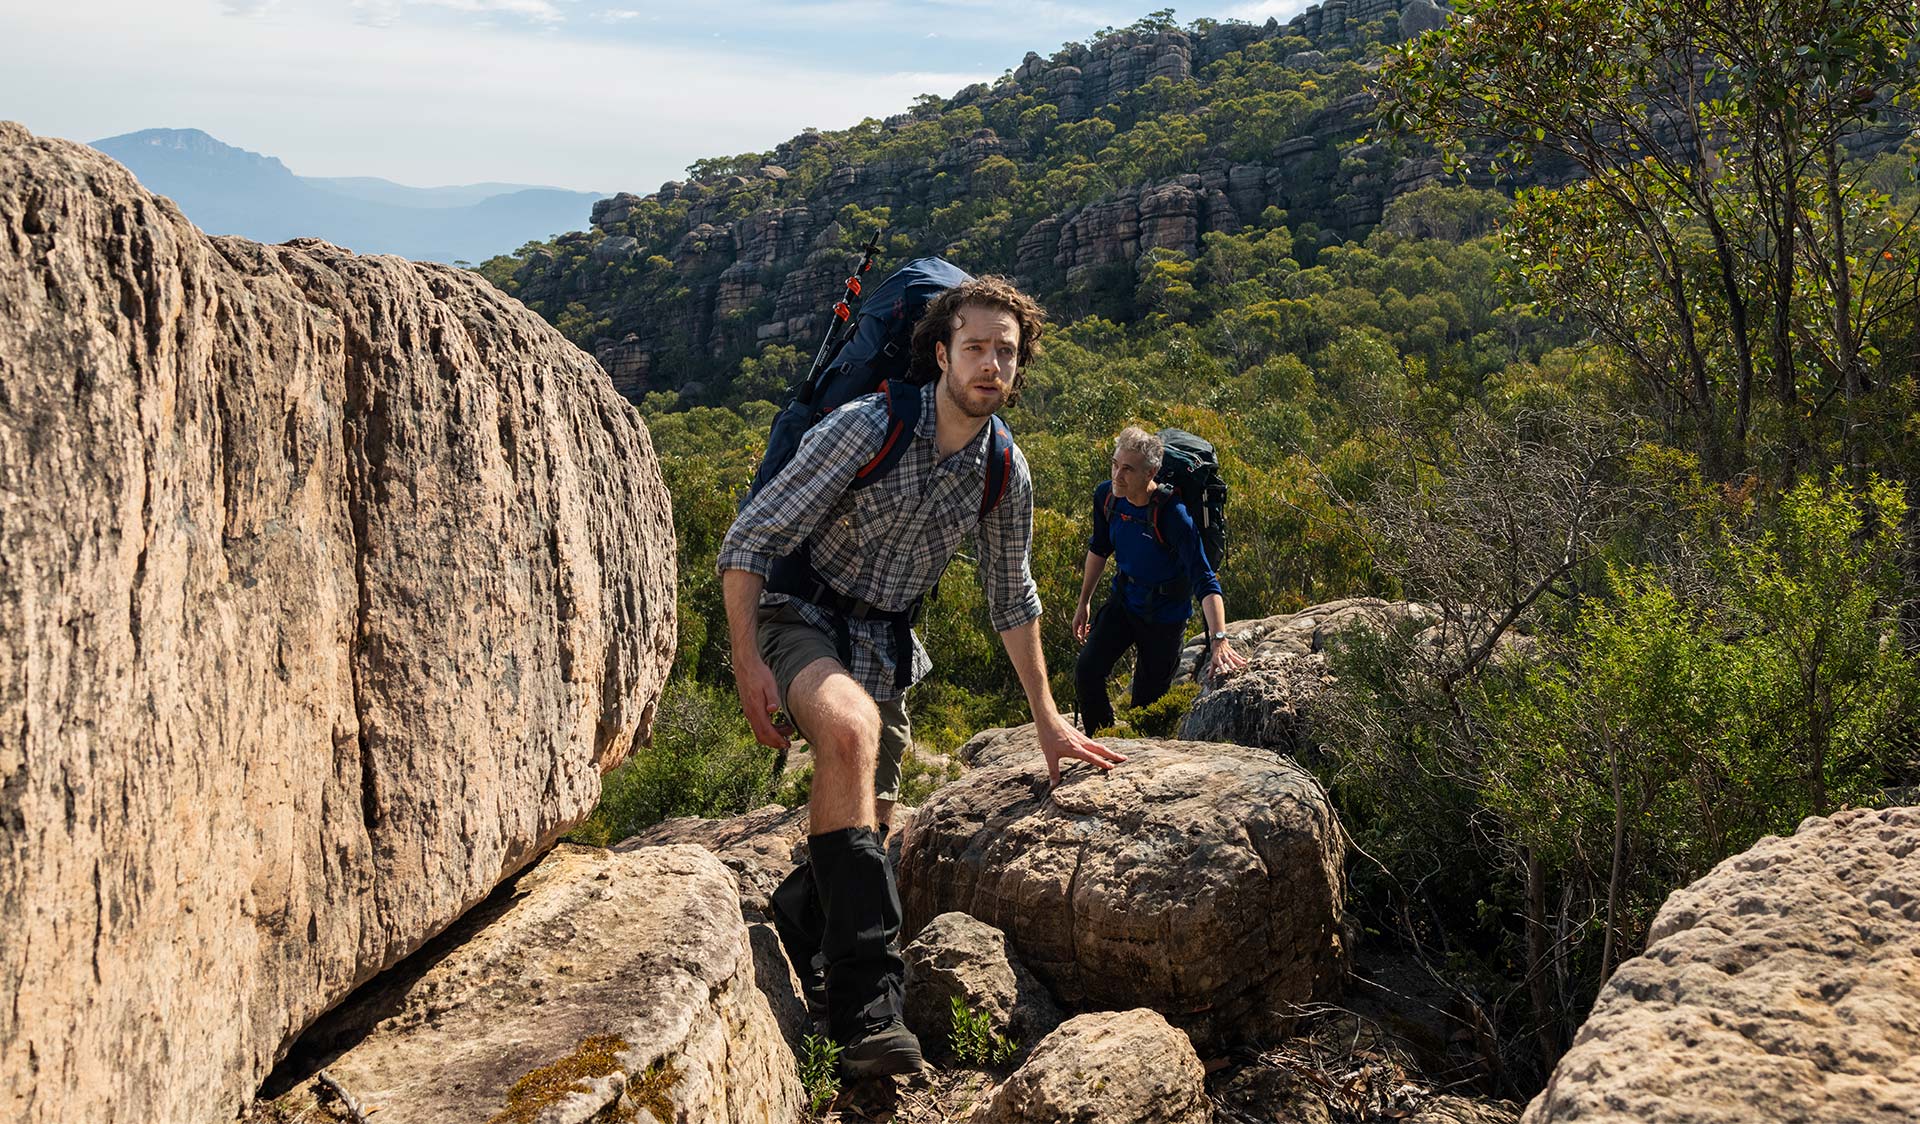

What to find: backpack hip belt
left=767, top=546, right=922, bottom=690
left=1114, top=569, right=1191, bottom=603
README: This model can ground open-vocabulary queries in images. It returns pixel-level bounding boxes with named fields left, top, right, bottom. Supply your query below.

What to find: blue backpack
left=748, top=255, right=1015, bottom=689
left=746, top=255, right=1012, bottom=518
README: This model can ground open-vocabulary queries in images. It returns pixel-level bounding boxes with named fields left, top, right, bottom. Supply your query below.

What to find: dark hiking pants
left=773, top=824, right=904, bottom=1044
left=1074, top=598, right=1189, bottom=734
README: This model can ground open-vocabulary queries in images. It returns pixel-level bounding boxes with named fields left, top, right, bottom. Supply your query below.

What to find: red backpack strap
left=852, top=379, right=919, bottom=488
left=978, top=415, right=1013, bottom=521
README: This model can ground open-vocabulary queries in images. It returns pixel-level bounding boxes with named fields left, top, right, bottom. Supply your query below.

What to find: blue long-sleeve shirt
left=1088, top=480, right=1222, bottom=624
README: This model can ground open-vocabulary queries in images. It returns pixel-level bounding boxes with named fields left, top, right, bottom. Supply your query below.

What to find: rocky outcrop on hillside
left=508, top=7, right=1457, bottom=399
left=259, top=845, right=800, bottom=1124
left=898, top=734, right=1347, bottom=1049
left=0, top=122, right=676, bottom=1124
left=1525, top=806, right=1920, bottom=1123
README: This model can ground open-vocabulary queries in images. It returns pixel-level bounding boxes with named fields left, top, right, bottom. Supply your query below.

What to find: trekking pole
left=797, top=225, right=887, bottom=404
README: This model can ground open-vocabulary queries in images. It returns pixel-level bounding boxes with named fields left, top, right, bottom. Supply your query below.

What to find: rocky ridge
left=509, top=7, right=1455, bottom=400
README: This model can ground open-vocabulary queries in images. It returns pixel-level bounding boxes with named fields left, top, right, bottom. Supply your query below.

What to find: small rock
left=902, top=912, right=1062, bottom=1059
left=975, top=1009, right=1211, bottom=1124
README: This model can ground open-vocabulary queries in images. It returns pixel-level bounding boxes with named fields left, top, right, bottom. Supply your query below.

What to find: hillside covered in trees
left=484, top=0, right=1920, bottom=1098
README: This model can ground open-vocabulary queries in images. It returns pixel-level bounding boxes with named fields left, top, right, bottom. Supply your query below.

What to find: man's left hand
left=1037, top=715, right=1127, bottom=786
left=1207, top=639, right=1250, bottom=683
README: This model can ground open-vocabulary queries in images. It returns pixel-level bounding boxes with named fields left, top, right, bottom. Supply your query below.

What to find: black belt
left=1116, top=570, right=1190, bottom=603
left=767, top=548, right=921, bottom=690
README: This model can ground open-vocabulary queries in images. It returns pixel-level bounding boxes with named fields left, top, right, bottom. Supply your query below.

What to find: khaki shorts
left=756, top=601, right=912, bottom=803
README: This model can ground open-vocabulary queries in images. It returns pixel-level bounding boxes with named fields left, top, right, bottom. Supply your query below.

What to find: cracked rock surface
left=0, top=122, right=675, bottom=1124
left=268, top=845, right=801, bottom=1124
left=975, top=1008, right=1212, bottom=1124
left=898, top=735, right=1345, bottom=1049
left=1525, top=806, right=1920, bottom=1124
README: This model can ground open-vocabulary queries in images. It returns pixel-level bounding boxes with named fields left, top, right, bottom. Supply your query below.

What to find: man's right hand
left=734, top=655, right=791, bottom=749
left=1072, top=602, right=1091, bottom=644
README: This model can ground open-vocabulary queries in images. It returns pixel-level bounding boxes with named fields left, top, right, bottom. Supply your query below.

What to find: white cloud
left=4, top=0, right=1274, bottom=191
left=2, top=0, right=988, bottom=190
left=1225, top=0, right=1314, bottom=21
left=347, top=0, right=562, bottom=26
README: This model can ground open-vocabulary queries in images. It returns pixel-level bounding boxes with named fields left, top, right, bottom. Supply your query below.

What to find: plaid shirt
left=717, top=381, right=1041, bottom=701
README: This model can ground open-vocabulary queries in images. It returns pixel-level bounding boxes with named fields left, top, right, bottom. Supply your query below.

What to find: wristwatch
left=1209, top=630, right=1228, bottom=645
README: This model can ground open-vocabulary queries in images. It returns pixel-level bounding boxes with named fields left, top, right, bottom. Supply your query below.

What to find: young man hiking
left=1072, top=426, right=1249, bottom=734
left=718, top=276, right=1123, bottom=1078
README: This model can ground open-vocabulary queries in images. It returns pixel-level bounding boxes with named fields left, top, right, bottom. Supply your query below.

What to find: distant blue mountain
left=90, top=128, right=601, bottom=264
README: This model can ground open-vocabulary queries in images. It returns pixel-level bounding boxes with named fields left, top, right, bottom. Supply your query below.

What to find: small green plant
left=948, top=996, right=1019, bottom=1067
left=798, top=1033, right=841, bottom=1113
left=1112, top=680, right=1202, bottom=738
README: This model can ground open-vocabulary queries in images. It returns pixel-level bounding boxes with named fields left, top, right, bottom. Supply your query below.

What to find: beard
left=939, top=369, right=1008, bottom=419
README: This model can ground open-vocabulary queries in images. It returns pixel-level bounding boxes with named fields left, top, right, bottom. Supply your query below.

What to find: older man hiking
left=718, top=275, right=1123, bottom=1078
left=1072, top=425, right=1249, bottom=735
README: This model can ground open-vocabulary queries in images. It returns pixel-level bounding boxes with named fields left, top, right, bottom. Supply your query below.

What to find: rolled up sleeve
left=979, top=446, right=1043, bottom=632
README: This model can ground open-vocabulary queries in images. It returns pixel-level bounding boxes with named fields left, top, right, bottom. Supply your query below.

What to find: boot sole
left=839, top=1043, right=925, bottom=1080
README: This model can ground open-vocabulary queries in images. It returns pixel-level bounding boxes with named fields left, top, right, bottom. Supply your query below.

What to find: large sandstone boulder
left=974, top=1009, right=1212, bottom=1124
left=1525, top=806, right=1920, bottom=1123
left=0, top=123, right=676, bottom=1124
left=615, top=806, right=815, bottom=1052
left=898, top=734, right=1346, bottom=1047
left=264, top=845, right=800, bottom=1123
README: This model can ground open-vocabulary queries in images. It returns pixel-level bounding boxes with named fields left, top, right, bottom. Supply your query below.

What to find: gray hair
left=1115, top=426, right=1164, bottom=475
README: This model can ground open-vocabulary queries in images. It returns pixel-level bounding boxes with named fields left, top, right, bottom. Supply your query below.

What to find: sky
left=3, top=0, right=1314, bottom=195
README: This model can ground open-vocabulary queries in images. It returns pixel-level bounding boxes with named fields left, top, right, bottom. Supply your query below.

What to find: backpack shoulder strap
left=850, top=380, right=922, bottom=491
left=979, top=415, right=1014, bottom=521
left=1148, top=485, right=1173, bottom=548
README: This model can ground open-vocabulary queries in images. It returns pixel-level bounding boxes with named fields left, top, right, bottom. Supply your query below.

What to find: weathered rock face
left=1179, top=651, right=1336, bottom=754
left=1525, top=806, right=1920, bottom=1124
left=617, top=803, right=810, bottom=916
left=0, top=123, right=676, bottom=1124
left=616, top=806, right=815, bottom=1054
left=898, top=735, right=1346, bottom=1048
left=902, top=912, right=1064, bottom=1058
left=975, top=1009, right=1212, bottom=1124
left=1176, top=597, right=1438, bottom=671
left=265, top=845, right=801, bottom=1124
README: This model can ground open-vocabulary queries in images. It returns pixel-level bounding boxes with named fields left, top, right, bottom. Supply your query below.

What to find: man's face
left=1111, top=447, right=1153, bottom=499
left=935, top=303, right=1020, bottom=419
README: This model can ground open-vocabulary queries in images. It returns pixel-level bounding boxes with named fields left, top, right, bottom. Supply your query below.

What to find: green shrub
left=948, top=996, right=1019, bottom=1068
left=798, top=1033, right=842, bottom=1113
left=567, top=677, right=778, bottom=847
left=1113, top=681, right=1202, bottom=738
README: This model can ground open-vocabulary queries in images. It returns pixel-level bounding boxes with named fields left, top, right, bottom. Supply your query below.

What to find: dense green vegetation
left=553, top=2, right=1920, bottom=1097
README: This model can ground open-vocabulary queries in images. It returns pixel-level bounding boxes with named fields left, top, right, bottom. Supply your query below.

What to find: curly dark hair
left=907, top=275, right=1047, bottom=398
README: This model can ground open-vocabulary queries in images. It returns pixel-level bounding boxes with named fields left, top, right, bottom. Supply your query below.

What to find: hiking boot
left=800, top=952, right=828, bottom=1023
left=838, top=1018, right=924, bottom=1080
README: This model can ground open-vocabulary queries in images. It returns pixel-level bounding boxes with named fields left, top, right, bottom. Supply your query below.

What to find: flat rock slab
left=1526, top=806, right=1920, bottom=1123
left=975, top=1009, right=1212, bottom=1124
left=276, top=844, right=801, bottom=1124
left=899, top=734, right=1345, bottom=1048
left=0, top=122, right=676, bottom=1124
left=617, top=803, right=809, bottom=915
